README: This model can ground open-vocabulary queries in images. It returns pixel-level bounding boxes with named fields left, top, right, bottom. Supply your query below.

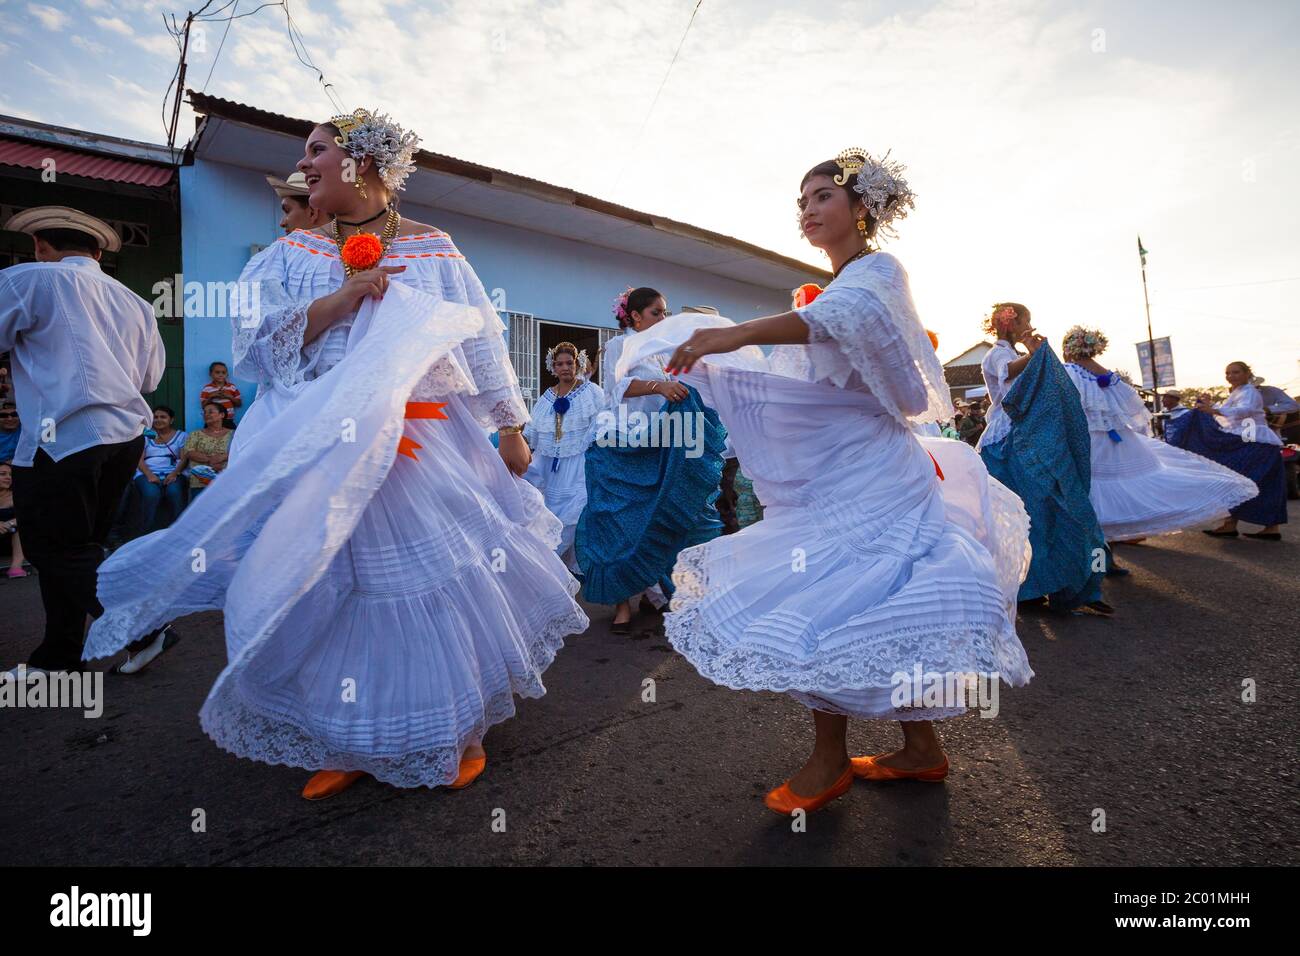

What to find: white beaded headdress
left=329, top=108, right=421, bottom=192
left=834, top=147, right=916, bottom=239
left=545, top=344, right=590, bottom=379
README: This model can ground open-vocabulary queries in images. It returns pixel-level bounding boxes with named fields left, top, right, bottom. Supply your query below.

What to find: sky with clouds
left=3, top=0, right=1297, bottom=389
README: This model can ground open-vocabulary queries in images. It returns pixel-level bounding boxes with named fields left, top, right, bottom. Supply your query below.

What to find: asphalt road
left=2, top=502, right=1297, bottom=866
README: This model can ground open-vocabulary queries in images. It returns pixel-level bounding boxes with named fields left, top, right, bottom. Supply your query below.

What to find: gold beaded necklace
left=330, top=205, right=402, bottom=278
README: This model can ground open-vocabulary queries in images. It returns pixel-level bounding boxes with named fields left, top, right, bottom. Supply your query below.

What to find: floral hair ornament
left=834, top=147, right=917, bottom=240
left=612, top=286, right=634, bottom=324
left=992, top=304, right=1018, bottom=334
left=1062, top=325, right=1109, bottom=361
left=329, top=108, right=421, bottom=192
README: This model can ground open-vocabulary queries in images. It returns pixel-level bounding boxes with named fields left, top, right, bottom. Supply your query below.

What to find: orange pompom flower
left=925, top=328, right=939, bottom=351
left=341, top=232, right=384, bottom=272
left=792, top=283, right=823, bottom=308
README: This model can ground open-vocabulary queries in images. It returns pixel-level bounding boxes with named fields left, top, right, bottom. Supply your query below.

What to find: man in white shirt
left=0, top=206, right=167, bottom=676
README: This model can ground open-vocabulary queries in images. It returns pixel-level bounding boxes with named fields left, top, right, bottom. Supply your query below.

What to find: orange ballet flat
left=448, top=753, right=487, bottom=790
left=763, top=766, right=854, bottom=815
left=301, top=770, right=366, bottom=800
left=850, top=754, right=949, bottom=782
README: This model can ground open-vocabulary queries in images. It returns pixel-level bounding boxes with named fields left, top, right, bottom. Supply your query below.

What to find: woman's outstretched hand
left=666, top=326, right=743, bottom=375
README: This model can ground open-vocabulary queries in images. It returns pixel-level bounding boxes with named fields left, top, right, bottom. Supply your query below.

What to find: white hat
left=265, top=171, right=311, bottom=199
left=4, top=205, right=120, bottom=253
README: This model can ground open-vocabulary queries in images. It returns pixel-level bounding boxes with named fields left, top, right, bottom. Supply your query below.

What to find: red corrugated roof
left=0, top=137, right=174, bottom=187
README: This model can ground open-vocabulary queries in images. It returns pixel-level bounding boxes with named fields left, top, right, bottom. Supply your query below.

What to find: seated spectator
left=128, top=405, right=187, bottom=539
left=0, top=461, right=28, bottom=578
left=0, top=399, right=19, bottom=462
left=199, top=361, right=242, bottom=417
left=178, top=401, right=233, bottom=501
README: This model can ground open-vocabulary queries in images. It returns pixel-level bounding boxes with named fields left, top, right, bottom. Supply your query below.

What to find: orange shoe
left=301, top=770, right=366, bottom=800
left=850, top=754, right=949, bottom=782
left=448, top=753, right=487, bottom=790
left=763, top=766, right=853, bottom=815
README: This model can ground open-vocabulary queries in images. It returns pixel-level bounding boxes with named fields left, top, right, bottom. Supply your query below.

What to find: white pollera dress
left=83, top=228, right=589, bottom=787
left=523, top=378, right=604, bottom=572
left=616, top=252, right=1034, bottom=720
left=1063, top=363, right=1257, bottom=541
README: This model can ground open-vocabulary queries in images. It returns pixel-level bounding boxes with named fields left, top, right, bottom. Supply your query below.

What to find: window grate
left=503, top=311, right=539, bottom=404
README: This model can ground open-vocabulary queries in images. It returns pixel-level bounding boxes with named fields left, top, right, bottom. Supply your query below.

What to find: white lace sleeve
left=448, top=259, right=529, bottom=430
left=795, top=253, right=953, bottom=426
left=230, top=241, right=322, bottom=390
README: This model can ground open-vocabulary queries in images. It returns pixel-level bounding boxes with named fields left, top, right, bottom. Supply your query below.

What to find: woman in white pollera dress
left=630, top=148, right=1033, bottom=816
left=83, top=108, right=588, bottom=800
left=1061, top=326, right=1257, bottom=546
left=523, top=342, right=604, bottom=573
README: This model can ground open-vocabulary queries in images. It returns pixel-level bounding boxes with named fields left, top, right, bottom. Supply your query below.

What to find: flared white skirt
left=523, top=450, right=588, bottom=573
left=662, top=362, right=1034, bottom=721
left=85, top=285, right=589, bottom=787
left=1088, top=426, right=1258, bottom=541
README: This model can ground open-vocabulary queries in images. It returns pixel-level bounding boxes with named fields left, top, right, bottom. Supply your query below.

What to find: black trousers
left=11, top=435, right=144, bottom=671
left=717, top=457, right=741, bottom=536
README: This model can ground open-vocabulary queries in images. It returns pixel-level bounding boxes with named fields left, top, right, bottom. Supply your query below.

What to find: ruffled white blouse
left=785, top=252, right=953, bottom=428
left=230, top=229, right=529, bottom=430
left=523, top=379, right=605, bottom=458
left=1215, top=383, right=1282, bottom=446
left=1064, top=363, right=1152, bottom=435
left=977, top=340, right=1018, bottom=449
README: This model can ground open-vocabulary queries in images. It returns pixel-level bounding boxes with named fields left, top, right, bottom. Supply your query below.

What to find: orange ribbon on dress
left=928, top=450, right=944, bottom=481
left=396, top=402, right=449, bottom=461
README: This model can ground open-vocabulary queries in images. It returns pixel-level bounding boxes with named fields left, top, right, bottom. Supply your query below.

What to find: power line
left=201, top=0, right=239, bottom=91
left=616, top=0, right=703, bottom=187
left=159, top=0, right=345, bottom=148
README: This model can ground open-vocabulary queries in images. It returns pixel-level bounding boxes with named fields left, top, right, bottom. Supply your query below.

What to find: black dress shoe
left=1243, top=531, right=1282, bottom=541
left=1085, top=600, right=1116, bottom=617
left=1202, top=529, right=1239, bottom=538
left=1106, top=565, right=1131, bottom=577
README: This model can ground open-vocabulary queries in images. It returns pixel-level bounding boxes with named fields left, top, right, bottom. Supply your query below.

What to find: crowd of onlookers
left=0, top=356, right=240, bottom=578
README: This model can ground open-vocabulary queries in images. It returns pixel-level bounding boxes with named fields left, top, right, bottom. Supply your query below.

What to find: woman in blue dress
left=1166, top=360, right=1287, bottom=541
left=576, top=287, right=726, bottom=633
left=977, top=303, right=1111, bottom=615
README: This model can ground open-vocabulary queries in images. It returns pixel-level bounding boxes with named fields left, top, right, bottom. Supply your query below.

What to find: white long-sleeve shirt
left=0, top=256, right=165, bottom=466
left=1215, top=383, right=1282, bottom=446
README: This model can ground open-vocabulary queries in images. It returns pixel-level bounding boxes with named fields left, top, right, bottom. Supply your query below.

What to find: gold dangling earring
left=354, top=176, right=368, bottom=200
left=856, top=217, right=868, bottom=237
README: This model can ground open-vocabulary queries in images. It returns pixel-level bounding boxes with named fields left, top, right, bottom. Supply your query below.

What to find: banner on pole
left=1135, top=337, right=1176, bottom=388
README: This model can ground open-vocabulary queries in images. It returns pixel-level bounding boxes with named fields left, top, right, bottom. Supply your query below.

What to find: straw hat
left=265, top=170, right=311, bottom=199
left=4, top=205, right=121, bottom=252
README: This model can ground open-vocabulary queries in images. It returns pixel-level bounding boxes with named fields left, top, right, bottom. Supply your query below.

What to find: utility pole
left=1139, top=235, right=1160, bottom=413
left=167, top=12, right=195, bottom=151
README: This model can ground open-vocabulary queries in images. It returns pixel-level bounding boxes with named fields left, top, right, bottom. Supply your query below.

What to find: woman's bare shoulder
left=398, top=217, right=438, bottom=236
